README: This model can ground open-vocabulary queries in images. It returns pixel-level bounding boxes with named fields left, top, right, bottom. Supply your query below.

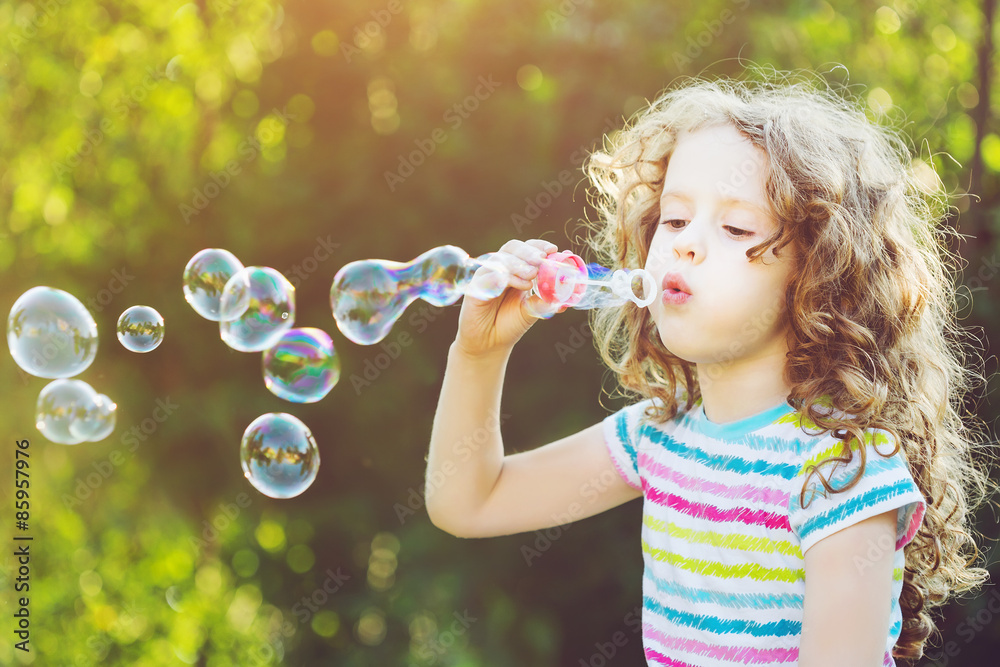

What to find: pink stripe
left=897, top=501, right=925, bottom=550
left=645, top=648, right=699, bottom=666
left=638, top=451, right=789, bottom=507
left=609, top=452, right=642, bottom=491
left=884, top=651, right=894, bottom=666
left=645, top=623, right=798, bottom=664
left=643, top=481, right=793, bottom=532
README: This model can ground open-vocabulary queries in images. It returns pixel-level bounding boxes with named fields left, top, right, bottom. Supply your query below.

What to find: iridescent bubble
left=7, top=286, right=98, bottom=379
left=240, top=413, right=320, bottom=499
left=69, top=393, right=117, bottom=442
left=117, top=306, right=165, bottom=353
left=182, top=248, right=250, bottom=321
left=330, top=245, right=509, bottom=346
left=220, top=267, right=296, bottom=352
left=35, top=379, right=101, bottom=445
left=262, top=328, right=340, bottom=403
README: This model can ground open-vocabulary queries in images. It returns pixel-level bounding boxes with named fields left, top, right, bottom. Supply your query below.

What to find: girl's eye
left=724, top=226, right=753, bottom=238
left=660, top=219, right=754, bottom=239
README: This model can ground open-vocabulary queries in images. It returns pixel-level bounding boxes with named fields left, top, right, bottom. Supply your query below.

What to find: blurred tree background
left=1, top=0, right=999, bottom=665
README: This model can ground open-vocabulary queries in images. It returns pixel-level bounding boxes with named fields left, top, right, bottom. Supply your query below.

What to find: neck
left=694, top=342, right=792, bottom=425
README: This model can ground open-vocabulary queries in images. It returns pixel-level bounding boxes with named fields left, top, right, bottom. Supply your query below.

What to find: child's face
left=644, top=123, right=795, bottom=366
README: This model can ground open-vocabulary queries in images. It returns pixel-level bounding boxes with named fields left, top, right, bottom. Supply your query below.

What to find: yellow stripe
left=643, top=515, right=804, bottom=558
left=798, top=430, right=895, bottom=477
left=776, top=410, right=818, bottom=430
left=641, top=539, right=805, bottom=583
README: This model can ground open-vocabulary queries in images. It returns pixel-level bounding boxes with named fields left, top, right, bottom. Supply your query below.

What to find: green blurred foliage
left=1, top=0, right=998, bottom=665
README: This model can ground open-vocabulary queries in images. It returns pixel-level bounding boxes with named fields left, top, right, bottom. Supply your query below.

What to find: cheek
left=645, top=231, right=671, bottom=270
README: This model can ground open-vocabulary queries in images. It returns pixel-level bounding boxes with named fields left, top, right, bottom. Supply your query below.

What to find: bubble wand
left=329, top=245, right=657, bottom=346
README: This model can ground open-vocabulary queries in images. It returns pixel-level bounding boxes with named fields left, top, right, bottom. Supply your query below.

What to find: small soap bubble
left=7, top=286, right=99, bottom=379
left=262, top=328, right=340, bottom=403
left=220, top=267, right=296, bottom=352
left=182, top=249, right=249, bottom=321
left=69, top=393, right=117, bottom=442
left=35, top=379, right=101, bottom=445
left=117, top=306, right=165, bottom=353
left=240, top=413, right=320, bottom=499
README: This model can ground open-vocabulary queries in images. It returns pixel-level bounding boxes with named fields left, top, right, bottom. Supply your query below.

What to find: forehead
left=660, top=124, right=769, bottom=205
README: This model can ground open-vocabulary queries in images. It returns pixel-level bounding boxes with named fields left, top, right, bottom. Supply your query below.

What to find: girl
left=424, top=73, right=994, bottom=666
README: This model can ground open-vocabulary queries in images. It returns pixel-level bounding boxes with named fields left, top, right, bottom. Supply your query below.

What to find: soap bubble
left=69, top=393, right=117, bottom=442
left=330, top=246, right=507, bottom=346
left=117, top=306, right=165, bottom=353
left=182, top=249, right=250, bottom=321
left=262, top=328, right=340, bottom=403
left=220, top=267, right=295, bottom=352
left=35, top=379, right=102, bottom=445
left=7, top=286, right=98, bottom=378
left=240, top=413, right=320, bottom=499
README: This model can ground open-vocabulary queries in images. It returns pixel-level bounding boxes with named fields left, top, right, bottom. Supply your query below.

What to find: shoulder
left=602, top=386, right=694, bottom=456
left=787, top=425, right=926, bottom=555
left=794, top=426, right=909, bottom=481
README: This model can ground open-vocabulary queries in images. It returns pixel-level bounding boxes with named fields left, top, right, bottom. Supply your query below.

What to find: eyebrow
left=659, top=189, right=770, bottom=217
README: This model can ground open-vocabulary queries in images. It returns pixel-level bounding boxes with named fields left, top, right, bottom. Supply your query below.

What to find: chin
left=655, top=336, right=697, bottom=362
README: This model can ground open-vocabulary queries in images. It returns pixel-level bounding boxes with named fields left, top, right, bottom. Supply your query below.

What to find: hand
left=454, top=238, right=561, bottom=359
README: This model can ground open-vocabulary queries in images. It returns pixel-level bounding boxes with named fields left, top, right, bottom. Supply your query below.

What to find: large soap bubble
left=220, top=267, right=296, bottom=352
left=7, top=286, right=99, bottom=378
left=330, top=246, right=509, bottom=346
left=35, top=379, right=102, bottom=445
left=182, top=248, right=250, bottom=321
left=262, top=328, right=340, bottom=403
left=240, top=413, right=320, bottom=499
left=117, top=305, right=165, bottom=353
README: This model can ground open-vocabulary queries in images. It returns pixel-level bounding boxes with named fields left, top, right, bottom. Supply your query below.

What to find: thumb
left=521, top=293, right=563, bottom=321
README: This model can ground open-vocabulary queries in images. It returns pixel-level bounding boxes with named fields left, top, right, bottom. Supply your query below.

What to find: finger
left=522, top=293, right=561, bottom=320
left=505, top=240, right=548, bottom=267
left=506, top=274, right=534, bottom=291
left=493, top=250, right=537, bottom=282
left=525, top=239, right=559, bottom=256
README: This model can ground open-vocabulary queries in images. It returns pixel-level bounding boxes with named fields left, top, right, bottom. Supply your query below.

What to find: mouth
left=661, top=284, right=692, bottom=305
left=661, top=272, right=692, bottom=296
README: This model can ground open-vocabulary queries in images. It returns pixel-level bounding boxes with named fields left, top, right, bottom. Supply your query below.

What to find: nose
left=671, top=216, right=704, bottom=263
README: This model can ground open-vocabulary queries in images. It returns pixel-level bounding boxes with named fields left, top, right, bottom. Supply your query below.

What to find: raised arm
left=424, top=239, right=642, bottom=538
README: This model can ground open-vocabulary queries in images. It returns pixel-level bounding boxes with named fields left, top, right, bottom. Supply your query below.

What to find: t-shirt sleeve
left=601, top=399, right=655, bottom=491
left=788, top=429, right=926, bottom=555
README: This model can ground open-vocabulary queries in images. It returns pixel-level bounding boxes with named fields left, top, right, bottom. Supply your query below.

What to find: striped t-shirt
left=602, top=394, right=926, bottom=667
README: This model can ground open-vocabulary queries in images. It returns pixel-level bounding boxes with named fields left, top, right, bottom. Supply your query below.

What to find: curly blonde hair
left=581, top=71, right=996, bottom=661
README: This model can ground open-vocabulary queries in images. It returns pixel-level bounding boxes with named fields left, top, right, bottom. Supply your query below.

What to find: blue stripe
left=798, top=480, right=920, bottom=540
left=645, top=570, right=803, bottom=610
left=639, top=424, right=800, bottom=479
left=733, top=431, right=805, bottom=454
left=789, top=455, right=909, bottom=511
left=643, top=596, right=801, bottom=637
left=825, top=451, right=906, bottom=485
left=616, top=411, right=638, bottom=473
